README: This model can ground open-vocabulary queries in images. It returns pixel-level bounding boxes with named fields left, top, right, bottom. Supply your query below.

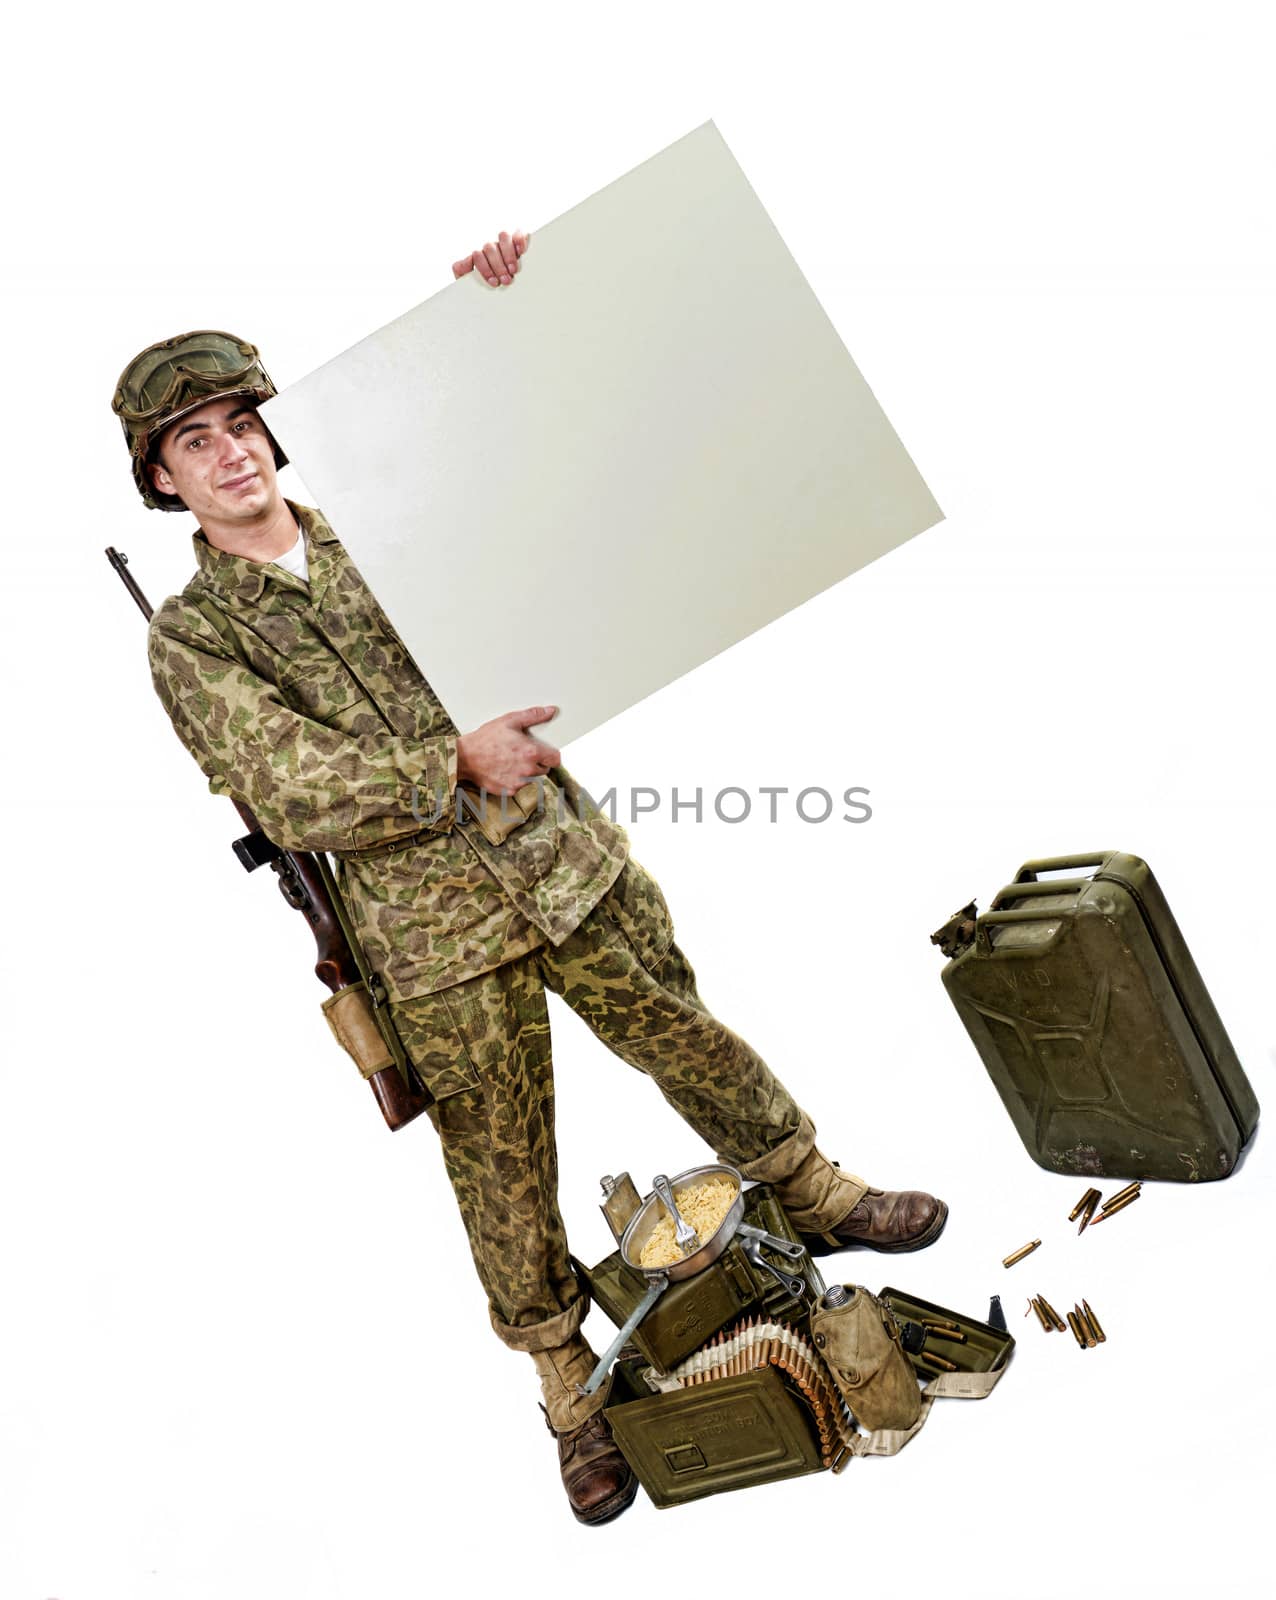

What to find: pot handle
left=578, top=1272, right=670, bottom=1397
left=735, top=1221, right=806, bottom=1261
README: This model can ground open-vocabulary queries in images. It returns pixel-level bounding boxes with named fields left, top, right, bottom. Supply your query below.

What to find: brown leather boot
left=804, top=1184, right=948, bottom=1256
left=749, top=1115, right=947, bottom=1256
left=543, top=1406, right=638, bottom=1526
left=531, top=1335, right=638, bottom=1524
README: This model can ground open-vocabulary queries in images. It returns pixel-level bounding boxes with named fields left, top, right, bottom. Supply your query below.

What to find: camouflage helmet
left=112, top=329, right=287, bottom=511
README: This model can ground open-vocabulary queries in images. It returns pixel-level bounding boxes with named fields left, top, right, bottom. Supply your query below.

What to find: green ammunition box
left=936, top=852, right=1259, bottom=1182
left=580, top=1183, right=820, bottom=1374
left=880, top=1288, right=1015, bottom=1379
left=603, top=1358, right=826, bottom=1508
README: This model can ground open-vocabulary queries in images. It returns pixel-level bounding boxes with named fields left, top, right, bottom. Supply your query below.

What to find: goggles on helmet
left=112, top=330, right=285, bottom=511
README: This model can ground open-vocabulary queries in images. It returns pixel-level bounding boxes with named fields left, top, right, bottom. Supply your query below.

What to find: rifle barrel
left=105, top=546, right=154, bottom=622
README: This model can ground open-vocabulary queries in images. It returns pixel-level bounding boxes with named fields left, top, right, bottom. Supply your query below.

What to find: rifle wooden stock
left=107, top=546, right=431, bottom=1131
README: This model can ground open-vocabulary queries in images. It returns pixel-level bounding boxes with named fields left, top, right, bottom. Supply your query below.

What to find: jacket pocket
left=388, top=989, right=480, bottom=1100
left=279, top=657, right=370, bottom=721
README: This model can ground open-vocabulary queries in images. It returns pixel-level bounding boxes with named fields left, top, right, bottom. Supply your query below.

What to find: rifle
left=106, top=546, right=432, bottom=1132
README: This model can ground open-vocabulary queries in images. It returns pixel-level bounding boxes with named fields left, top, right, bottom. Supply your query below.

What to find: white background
left=2, top=3, right=1272, bottom=1597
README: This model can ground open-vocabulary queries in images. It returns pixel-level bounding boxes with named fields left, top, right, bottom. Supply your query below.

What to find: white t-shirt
left=271, top=528, right=310, bottom=584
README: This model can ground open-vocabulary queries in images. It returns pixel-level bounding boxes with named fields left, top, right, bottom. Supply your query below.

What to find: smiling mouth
left=220, top=473, right=258, bottom=491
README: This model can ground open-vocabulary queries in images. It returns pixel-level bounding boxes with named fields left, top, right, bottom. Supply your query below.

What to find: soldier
left=112, top=230, right=947, bottom=1525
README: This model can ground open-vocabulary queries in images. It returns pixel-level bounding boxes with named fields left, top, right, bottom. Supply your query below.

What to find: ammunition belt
left=661, top=1316, right=856, bottom=1471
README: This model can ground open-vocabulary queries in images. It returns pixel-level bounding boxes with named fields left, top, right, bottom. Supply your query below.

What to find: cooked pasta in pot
left=638, top=1177, right=738, bottom=1268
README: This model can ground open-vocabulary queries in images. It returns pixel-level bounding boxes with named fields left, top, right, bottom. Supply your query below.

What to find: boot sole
left=571, top=1468, right=639, bottom=1526
left=801, top=1199, right=949, bottom=1257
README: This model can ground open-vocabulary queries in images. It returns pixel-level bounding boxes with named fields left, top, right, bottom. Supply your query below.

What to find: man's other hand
left=452, top=229, right=530, bottom=286
left=457, top=705, right=561, bottom=793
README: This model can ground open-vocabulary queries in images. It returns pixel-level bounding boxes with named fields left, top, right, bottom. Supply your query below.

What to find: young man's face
left=149, top=395, right=281, bottom=524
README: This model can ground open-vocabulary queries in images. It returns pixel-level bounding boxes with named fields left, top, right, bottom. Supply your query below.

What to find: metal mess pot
left=579, top=1163, right=745, bottom=1396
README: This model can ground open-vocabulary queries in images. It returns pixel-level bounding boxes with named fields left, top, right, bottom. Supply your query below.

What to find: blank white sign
left=265, top=121, right=942, bottom=745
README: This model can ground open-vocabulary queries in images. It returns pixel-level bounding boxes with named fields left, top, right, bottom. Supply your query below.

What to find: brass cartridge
left=1077, top=1192, right=1101, bottom=1234
left=1003, top=1239, right=1042, bottom=1268
left=1036, top=1294, right=1067, bottom=1332
left=1088, top=1190, right=1141, bottom=1226
left=920, top=1317, right=962, bottom=1332
left=1082, top=1300, right=1107, bottom=1343
left=919, top=1350, right=958, bottom=1372
left=1069, top=1186, right=1101, bottom=1222
left=1029, top=1298, right=1052, bottom=1330
left=927, top=1327, right=968, bottom=1343
left=1066, top=1311, right=1088, bottom=1349
left=1074, top=1304, right=1098, bottom=1348
left=1102, top=1181, right=1142, bottom=1211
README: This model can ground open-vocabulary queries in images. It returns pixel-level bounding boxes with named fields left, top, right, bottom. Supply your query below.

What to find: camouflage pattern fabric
left=148, top=498, right=808, bottom=1354
left=394, top=858, right=804, bottom=1348
left=148, top=502, right=630, bottom=999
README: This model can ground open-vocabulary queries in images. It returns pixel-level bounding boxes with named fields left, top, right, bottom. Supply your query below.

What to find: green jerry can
left=933, top=852, right=1259, bottom=1182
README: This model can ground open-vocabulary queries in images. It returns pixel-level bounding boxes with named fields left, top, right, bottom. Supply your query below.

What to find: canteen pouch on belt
left=810, top=1286, right=921, bottom=1435
left=322, top=982, right=396, bottom=1079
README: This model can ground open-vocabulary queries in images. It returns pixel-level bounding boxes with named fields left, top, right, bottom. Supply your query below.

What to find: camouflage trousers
left=390, top=859, right=805, bottom=1353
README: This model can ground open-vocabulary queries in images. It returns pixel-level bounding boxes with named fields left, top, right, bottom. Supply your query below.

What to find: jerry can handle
left=1015, top=852, right=1112, bottom=883
left=993, top=876, right=1092, bottom=906
left=976, top=907, right=1069, bottom=954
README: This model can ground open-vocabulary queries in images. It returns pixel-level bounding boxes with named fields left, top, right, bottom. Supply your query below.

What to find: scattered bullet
left=1082, top=1300, right=1106, bottom=1343
left=1074, top=1304, right=1098, bottom=1348
left=1077, top=1191, right=1102, bottom=1234
left=1088, top=1190, right=1141, bottom=1226
left=1102, top=1181, right=1142, bottom=1211
left=1066, top=1311, right=1088, bottom=1349
left=1003, top=1240, right=1042, bottom=1268
left=919, top=1350, right=958, bottom=1373
left=1069, top=1186, right=1101, bottom=1221
left=1036, top=1294, right=1067, bottom=1333
left=1030, top=1297, right=1052, bottom=1330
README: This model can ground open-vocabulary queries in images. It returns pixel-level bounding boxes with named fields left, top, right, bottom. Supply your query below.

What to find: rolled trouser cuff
left=736, top=1108, right=870, bottom=1233
left=734, top=1107, right=818, bottom=1184
left=489, top=1288, right=589, bottom=1354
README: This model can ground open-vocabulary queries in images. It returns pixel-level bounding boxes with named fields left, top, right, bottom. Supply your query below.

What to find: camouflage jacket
left=148, top=502, right=629, bottom=1000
